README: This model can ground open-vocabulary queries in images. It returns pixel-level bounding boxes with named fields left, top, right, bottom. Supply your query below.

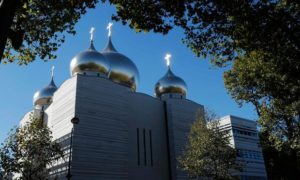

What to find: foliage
left=178, top=110, right=239, bottom=180
left=106, top=0, right=299, bottom=66
left=223, top=50, right=300, bottom=178
left=2, top=0, right=99, bottom=65
left=0, top=115, right=63, bottom=180
left=259, top=130, right=300, bottom=179
left=224, top=50, right=300, bottom=150
left=224, top=50, right=300, bottom=178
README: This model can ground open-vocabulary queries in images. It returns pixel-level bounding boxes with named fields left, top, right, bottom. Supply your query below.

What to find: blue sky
left=0, top=3, right=257, bottom=143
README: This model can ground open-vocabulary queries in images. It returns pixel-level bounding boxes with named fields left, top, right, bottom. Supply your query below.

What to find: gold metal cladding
left=155, top=68, right=187, bottom=97
left=70, top=43, right=110, bottom=77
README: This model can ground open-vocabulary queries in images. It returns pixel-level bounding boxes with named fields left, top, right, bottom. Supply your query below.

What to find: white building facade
left=218, top=115, right=268, bottom=180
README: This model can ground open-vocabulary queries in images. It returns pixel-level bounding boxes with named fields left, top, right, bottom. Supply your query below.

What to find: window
left=136, top=128, right=140, bottom=165
left=143, top=128, right=147, bottom=166
left=137, top=128, right=154, bottom=167
left=237, top=149, right=262, bottom=160
left=149, top=130, right=153, bottom=166
left=232, top=128, right=257, bottom=137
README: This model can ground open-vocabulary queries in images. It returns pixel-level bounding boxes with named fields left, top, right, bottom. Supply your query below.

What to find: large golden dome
left=70, top=41, right=110, bottom=77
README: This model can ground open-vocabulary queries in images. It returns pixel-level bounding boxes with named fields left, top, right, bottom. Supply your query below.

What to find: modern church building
left=20, top=25, right=266, bottom=180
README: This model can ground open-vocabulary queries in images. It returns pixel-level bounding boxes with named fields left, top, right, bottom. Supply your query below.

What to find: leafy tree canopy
left=5, top=1, right=299, bottom=66
left=259, top=130, right=300, bottom=179
left=2, top=0, right=99, bottom=65
left=0, top=115, right=63, bottom=180
left=223, top=50, right=300, bottom=178
left=179, top=110, right=240, bottom=180
left=107, top=0, right=299, bottom=66
left=224, top=50, right=300, bottom=151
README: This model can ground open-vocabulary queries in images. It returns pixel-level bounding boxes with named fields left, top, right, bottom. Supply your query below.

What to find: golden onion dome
left=155, top=67, right=187, bottom=98
left=33, top=73, right=57, bottom=108
left=101, top=37, right=139, bottom=91
left=70, top=40, right=110, bottom=77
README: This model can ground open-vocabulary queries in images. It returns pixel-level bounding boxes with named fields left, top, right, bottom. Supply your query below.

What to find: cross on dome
left=164, top=53, right=171, bottom=67
left=89, top=27, right=95, bottom=41
left=51, top=66, right=55, bottom=78
left=107, top=22, right=113, bottom=37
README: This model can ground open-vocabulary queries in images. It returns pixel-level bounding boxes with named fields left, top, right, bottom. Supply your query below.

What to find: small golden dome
left=155, top=68, right=187, bottom=98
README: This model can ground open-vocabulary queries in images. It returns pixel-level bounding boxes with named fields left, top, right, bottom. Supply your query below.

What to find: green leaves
left=224, top=49, right=300, bottom=178
left=224, top=50, right=300, bottom=151
left=107, top=0, right=299, bottom=76
left=0, top=115, right=63, bottom=179
left=2, top=0, right=99, bottom=65
left=178, top=110, right=239, bottom=180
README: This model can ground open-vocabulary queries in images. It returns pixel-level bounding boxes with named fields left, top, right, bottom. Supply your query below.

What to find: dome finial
left=88, top=27, right=96, bottom=50
left=90, top=27, right=96, bottom=42
left=49, top=65, right=56, bottom=87
left=51, top=65, right=55, bottom=79
left=103, top=22, right=117, bottom=52
left=107, top=22, right=113, bottom=37
left=164, top=53, right=171, bottom=68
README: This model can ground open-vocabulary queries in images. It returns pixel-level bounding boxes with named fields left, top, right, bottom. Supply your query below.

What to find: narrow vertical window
left=143, top=128, right=147, bottom=166
left=149, top=130, right=153, bottom=166
left=137, top=128, right=140, bottom=165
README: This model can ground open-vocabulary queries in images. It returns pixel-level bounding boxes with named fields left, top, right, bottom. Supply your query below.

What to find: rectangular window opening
left=143, top=128, right=147, bottom=166
left=137, top=128, right=140, bottom=166
left=149, top=130, right=153, bottom=166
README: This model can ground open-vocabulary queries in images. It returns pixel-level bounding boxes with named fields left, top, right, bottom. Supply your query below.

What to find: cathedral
left=20, top=23, right=268, bottom=179
left=21, top=24, right=204, bottom=180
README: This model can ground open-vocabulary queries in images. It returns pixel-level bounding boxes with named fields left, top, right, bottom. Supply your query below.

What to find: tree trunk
left=0, top=0, right=19, bottom=61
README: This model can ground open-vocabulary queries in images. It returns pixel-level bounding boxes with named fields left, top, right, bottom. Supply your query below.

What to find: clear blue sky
left=0, top=3, right=257, bottom=143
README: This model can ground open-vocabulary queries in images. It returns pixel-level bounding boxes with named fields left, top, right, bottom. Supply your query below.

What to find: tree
left=259, top=130, right=300, bottom=180
left=107, top=0, right=299, bottom=66
left=9, top=0, right=286, bottom=66
left=0, top=115, right=63, bottom=179
left=178, top=110, right=239, bottom=180
left=223, top=51, right=300, bottom=179
left=0, top=0, right=19, bottom=60
left=1, top=0, right=98, bottom=64
left=224, top=51, right=300, bottom=150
